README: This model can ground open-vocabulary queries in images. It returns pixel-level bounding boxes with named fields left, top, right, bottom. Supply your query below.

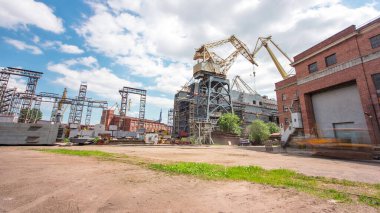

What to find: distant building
left=101, top=109, right=171, bottom=133
left=275, top=17, right=380, bottom=145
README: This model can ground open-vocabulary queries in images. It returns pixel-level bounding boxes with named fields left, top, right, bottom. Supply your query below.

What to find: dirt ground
left=49, top=145, right=380, bottom=184
left=0, top=147, right=379, bottom=212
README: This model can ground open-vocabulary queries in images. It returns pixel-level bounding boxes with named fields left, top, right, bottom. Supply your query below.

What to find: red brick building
left=275, top=18, right=380, bottom=145
left=101, top=109, right=171, bottom=133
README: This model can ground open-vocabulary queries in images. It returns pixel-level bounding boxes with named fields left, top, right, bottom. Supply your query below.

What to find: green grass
left=38, top=149, right=116, bottom=158
left=149, top=162, right=351, bottom=202
left=36, top=149, right=380, bottom=208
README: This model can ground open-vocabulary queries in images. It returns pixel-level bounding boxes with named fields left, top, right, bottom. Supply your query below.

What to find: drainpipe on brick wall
left=355, top=35, right=380, bottom=144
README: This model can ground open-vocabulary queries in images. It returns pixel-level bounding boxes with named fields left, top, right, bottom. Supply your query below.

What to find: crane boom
left=264, top=44, right=288, bottom=79
left=231, top=75, right=256, bottom=94
left=253, top=36, right=293, bottom=79
left=229, top=35, right=257, bottom=66
left=193, top=35, right=257, bottom=78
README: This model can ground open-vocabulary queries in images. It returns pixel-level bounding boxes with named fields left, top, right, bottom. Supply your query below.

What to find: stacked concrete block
left=0, top=123, right=59, bottom=145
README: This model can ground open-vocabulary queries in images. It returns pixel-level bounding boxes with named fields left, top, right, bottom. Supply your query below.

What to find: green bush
left=93, top=137, right=100, bottom=144
left=249, top=120, right=270, bottom=144
left=18, top=108, right=42, bottom=123
left=267, top=122, right=280, bottom=134
left=217, top=113, right=241, bottom=135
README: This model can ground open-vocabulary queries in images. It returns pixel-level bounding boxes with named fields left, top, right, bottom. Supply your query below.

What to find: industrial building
left=172, top=35, right=288, bottom=140
left=101, top=109, right=171, bottom=133
left=173, top=80, right=278, bottom=137
left=275, top=17, right=380, bottom=145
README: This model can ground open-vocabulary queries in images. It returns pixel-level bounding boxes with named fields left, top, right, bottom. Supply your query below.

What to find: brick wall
left=275, top=18, right=380, bottom=145
left=101, top=109, right=170, bottom=133
left=275, top=76, right=297, bottom=129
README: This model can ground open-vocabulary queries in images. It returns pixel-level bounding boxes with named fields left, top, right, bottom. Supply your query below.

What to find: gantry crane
left=193, top=35, right=258, bottom=78
left=192, top=35, right=258, bottom=124
left=252, top=36, right=293, bottom=79
left=231, top=75, right=257, bottom=95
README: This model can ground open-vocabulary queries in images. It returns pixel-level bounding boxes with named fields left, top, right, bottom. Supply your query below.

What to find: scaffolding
left=0, top=67, right=43, bottom=122
left=192, top=119, right=214, bottom=144
left=119, top=86, right=147, bottom=133
left=168, top=108, right=174, bottom=134
left=66, top=82, right=88, bottom=125
left=195, top=74, right=233, bottom=122
left=173, top=90, right=196, bottom=137
left=68, top=98, right=77, bottom=124
left=0, top=88, right=16, bottom=114
left=84, top=100, right=108, bottom=126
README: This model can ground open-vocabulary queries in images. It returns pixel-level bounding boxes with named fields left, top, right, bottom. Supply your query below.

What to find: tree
left=18, top=108, right=43, bottom=123
left=267, top=122, right=280, bottom=134
left=217, top=113, right=241, bottom=135
left=249, top=120, right=270, bottom=144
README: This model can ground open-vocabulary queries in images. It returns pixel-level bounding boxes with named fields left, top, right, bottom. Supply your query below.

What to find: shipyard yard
left=1, top=146, right=379, bottom=213
left=1, top=0, right=380, bottom=212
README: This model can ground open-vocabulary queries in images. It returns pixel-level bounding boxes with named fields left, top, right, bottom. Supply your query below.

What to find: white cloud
left=59, top=44, right=84, bottom=54
left=146, top=96, right=173, bottom=109
left=47, top=56, right=173, bottom=110
left=0, top=0, right=64, bottom=33
left=4, top=37, right=42, bottom=55
left=32, top=35, right=40, bottom=43
left=75, top=0, right=380, bottom=100
left=7, top=76, right=27, bottom=92
left=47, top=57, right=135, bottom=101
left=41, top=40, right=84, bottom=54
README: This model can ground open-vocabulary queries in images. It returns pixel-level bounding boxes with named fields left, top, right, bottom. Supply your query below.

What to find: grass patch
left=38, top=149, right=117, bottom=158
left=150, top=162, right=380, bottom=206
left=359, top=195, right=380, bottom=207
left=36, top=149, right=380, bottom=208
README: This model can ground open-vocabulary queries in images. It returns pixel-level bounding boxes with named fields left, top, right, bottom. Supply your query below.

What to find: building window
left=325, top=53, right=337, bottom=67
left=253, top=100, right=256, bottom=105
left=283, top=105, right=288, bottom=112
left=259, top=101, right=262, bottom=106
left=282, top=94, right=286, bottom=101
left=370, top=34, right=380, bottom=49
left=308, top=62, right=318, bottom=73
left=372, top=73, right=380, bottom=96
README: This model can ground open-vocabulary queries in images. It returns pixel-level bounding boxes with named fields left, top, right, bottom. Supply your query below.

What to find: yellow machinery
left=193, top=35, right=258, bottom=78
left=253, top=36, right=293, bottom=79
left=192, top=35, right=293, bottom=80
left=57, top=88, right=67, bottom=111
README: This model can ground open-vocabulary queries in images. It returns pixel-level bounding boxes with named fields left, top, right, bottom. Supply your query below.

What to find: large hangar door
left=311, top=83, right=371, bottom=143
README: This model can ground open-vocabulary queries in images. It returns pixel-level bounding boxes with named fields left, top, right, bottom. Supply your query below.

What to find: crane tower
left=192, top=35, right=257, bottom=122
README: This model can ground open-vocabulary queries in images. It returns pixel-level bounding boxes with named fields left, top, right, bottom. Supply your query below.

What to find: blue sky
left=0, top=0, right=379, bottom=124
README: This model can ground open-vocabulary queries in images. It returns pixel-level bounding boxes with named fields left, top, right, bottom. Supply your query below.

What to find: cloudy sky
left=0, top=0, right=379, bottom=124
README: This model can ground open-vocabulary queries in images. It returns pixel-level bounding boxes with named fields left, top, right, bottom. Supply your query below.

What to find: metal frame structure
left=193, top=119, right=214, bottom=144
left=26, top=92, right=59, bottom=123
left=168, top=108, right=174, bottom=135
left=84, top=100, right=108, bottom=126
left=0, top=88, right=17, bottom=114
left=192, top=35, right=258, bottom=123
left=168, top=108, right=174, bottom=126
left=0, top=67, right=43, bottom=122
left=195, top=74, right=233, bottom=123
left=253, top=36, right=294, bottom=79
left=231, top=75, right=257, bottom=94
left=119, top=86, right=147, bottom=133
left=173, top=91, right=196, bottom=137
left=73, top=83, right=87, bottom=124
left=68, top=98, right=76, bottom=124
